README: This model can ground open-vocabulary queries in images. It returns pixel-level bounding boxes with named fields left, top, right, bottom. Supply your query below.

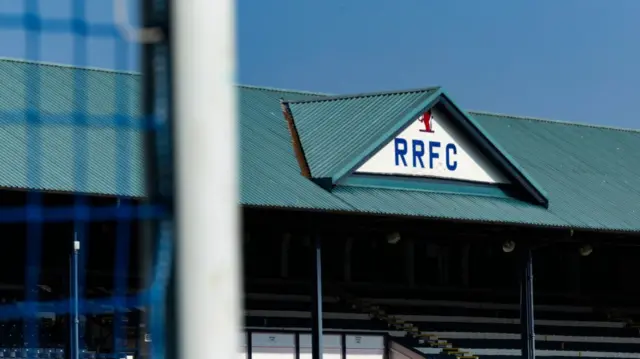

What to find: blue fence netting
left=0, top=1, right=172, bottom=359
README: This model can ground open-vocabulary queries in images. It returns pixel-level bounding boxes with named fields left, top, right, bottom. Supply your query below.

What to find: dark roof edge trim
left=440, top=91, right=549, bottom=208
left=282, top=86, right=441, bottom=105
left=280, top=99, right=312, bottom=178
left=469, top=109, right=640, bottom=135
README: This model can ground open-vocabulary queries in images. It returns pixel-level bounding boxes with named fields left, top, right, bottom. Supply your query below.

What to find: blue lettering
left=412, top=140, right=425, bottom=168
left=446, top=143, right=457, bottom=171
left=394, top=138, right=408, bottom=167
left=429, top=141, right=441, bottom=169
left=392, top=139, right=459, bottom=172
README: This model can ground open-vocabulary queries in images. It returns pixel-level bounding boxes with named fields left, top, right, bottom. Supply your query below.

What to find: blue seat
left=38, top=349, right=52, bottom=359
left=81, top=349, right=96, bottom=359
left=53, top=349, right=63, bottom=359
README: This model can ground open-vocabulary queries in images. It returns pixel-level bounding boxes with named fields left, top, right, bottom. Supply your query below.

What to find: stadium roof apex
left=284, top=87, right=549, bottom=208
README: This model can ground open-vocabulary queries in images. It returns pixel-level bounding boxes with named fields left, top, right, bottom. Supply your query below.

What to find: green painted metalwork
left=287, top=87, right=440, bottom=179
left=288, top=89, right=548, bottom=207
left=0, top=59, right=144, bottom=196
left=4, top=58, right=640, bottom=231
left=340, top=175, right=513, bottom=199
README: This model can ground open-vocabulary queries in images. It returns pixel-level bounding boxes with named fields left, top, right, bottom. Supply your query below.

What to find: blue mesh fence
left=0, top=1, right=172, bottom=359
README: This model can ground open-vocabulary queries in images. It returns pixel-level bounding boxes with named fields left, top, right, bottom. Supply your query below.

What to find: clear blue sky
left=2, top=0, right=640, bottom=128
left=0, top=1, right=138, bottom=69
left=238, top=0, right=640, bottom=128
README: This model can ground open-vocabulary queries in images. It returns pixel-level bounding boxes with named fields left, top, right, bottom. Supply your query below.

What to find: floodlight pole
left=520, top=246, right=535, bottom=359
left=311, top=235, right=324, bottom=359
left=73, top=236, right=80, bottom=359
left=69, top=256, right=73, bottom=359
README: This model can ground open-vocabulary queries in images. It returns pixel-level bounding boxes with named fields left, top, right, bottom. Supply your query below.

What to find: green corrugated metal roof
left=0, top=59, right=144, bottom=196
left=238, top=86, right=353, bottom=210
left=0, top=59, right=350, bottom=207
left=329, top=111, right=640, bottom=231
left=282, top=93, right=640, bottom=231
left=0, top=124, right=144, bottom=196
left=287, top=89, right=549, bottom=207
left=332, top=186, right=567, bottom=227
left=287, top=88, right=439, bottom=179
left=470, top=112, right=640, bottom=231
left=3, top=58, right=640, bottom=232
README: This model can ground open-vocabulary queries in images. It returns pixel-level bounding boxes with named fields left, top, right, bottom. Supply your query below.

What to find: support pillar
left=405, top=238, right=415, bottom=287
left=281, top=233, right=291, bottom=278
left=520, top=247, right=535, bottom=359
left=311, top=235, right=324, bottom=359
left=437, top=245, right=450, bottom=285
left=344, top=238, right=353, bottom=282
left=461, top=244, right=470, bottom=287
left=569, top=250, right=581, bottom=294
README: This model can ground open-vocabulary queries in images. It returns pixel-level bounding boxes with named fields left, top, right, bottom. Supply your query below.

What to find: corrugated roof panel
left=0, top=124, right=144, bottom=196
left=0, top=59, right=140, bottom=121
left=332, top=186, right=567, bottom=227
left=471, top=112, right=640, bottom=231
left=3, top=58, right=640, bottom=232
left=0, top=59, right=353, bottom=206
left=238, top=86, right=353, bottom=210
left=0, top=59, right=144, bottom=196
left=288, top=88, right=438, bottom=178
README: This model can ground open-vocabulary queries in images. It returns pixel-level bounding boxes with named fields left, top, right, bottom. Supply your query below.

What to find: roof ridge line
left=237, top=84, right=330, bottom=96
left=469, top=110, right=640, bottom=134
left=285, top=86, right=441, bottom=104
left=0, top=57, right=140, bottom=76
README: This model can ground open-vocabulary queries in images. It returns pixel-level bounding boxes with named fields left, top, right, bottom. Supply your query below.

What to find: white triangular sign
left=355, top=108, right=509, bottom=184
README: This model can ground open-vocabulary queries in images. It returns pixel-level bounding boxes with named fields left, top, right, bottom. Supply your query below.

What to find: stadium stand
left=0, top=347, right=135, bottom=359
left=240, top=220, right=640, bottom=359
left=1, top=57, right=640, bottom=359
left=245, top=283, right=640, bottom=359
left=0, top=315, right=137, bottom=359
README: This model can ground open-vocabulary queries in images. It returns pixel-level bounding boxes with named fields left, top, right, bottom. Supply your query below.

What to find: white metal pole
left=73, top=236, right=80, bottom=359
left=172, top=2, right=239, bottom=359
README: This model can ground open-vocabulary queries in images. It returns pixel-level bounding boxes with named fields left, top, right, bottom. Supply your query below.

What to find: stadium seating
left=0, top=320, right=135, bottom=359
left=0, top=304, right=141, bottom=357
left=245, top=284, right=640, bottom=358
left=0, top=349, right=134, bottom=359
left=0, top=348, right=62, bottom=359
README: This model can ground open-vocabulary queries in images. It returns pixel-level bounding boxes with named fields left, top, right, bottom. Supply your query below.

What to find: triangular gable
left=285, top=87, right=440, bottom=180
left=283, top=88, right=548, bottom=207
left=355, top=107, right=509, bottom=184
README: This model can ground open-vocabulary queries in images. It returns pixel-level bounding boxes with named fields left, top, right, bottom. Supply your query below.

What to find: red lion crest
left=419, top=111, right=434, bottom=133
